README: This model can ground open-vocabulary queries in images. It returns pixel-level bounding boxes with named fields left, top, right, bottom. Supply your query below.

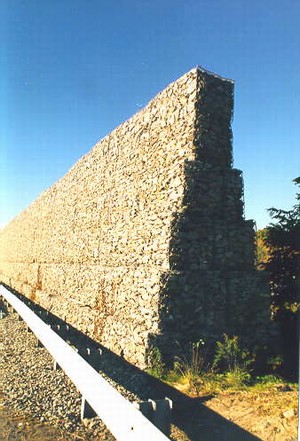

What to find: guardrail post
left=78, top=347, right=93, bottom=361
left=81, top=397, right=97, bottom=419
left=134, top=400, right=154, bottom=420
left=53, top=360, right=61, bottom=371
left=134, top=398, right=172, bottom=436
left=35, top=337, right=43, bottom=348
left=92, top=348, right=103, bottom=367
left=150, top=398, right=173, bottom=437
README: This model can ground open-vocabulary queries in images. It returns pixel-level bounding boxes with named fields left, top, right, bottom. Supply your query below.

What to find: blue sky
left=1, top=0, right=299, bottom=230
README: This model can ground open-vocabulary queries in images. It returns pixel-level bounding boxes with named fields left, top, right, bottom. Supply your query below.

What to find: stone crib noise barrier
left=0, top=66, right=274, bottom=369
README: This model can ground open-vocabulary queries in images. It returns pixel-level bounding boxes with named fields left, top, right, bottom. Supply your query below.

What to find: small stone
left=282, top=409, right=295, bottom=419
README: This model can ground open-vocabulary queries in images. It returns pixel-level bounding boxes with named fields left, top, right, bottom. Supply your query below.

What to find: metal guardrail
left=0, top=284, right=171, bottom=441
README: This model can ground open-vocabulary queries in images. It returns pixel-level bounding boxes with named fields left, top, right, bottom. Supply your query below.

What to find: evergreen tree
left=263, top=177, right=300, bottom=379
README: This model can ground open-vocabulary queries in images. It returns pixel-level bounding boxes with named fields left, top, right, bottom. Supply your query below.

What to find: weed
left=173, top=339, right=208, bottom=394
left=255, top=374, right=282, bottom=384
left=250, top=374, right=296, bottom=392
left=223, top=368, right=252, bottom=388
left=213, top=334, right=254, bottom=373
left=267, top=355, right=284, bottom=372
left=146, top=346, right=166, bottom=378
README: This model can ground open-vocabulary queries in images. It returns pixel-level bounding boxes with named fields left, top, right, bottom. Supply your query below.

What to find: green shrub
left=255, top=374, right=282, bottom=384
left=213, top=334, right=254, bottom=373
left=146, top=346, right=166, bottom=378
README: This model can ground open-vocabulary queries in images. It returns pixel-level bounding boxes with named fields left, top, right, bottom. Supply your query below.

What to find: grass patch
left=164, top=371, right=297, bottom=397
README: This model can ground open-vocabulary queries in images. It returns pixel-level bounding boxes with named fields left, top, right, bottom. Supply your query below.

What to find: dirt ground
left=184, top=385, right=298, bottom=441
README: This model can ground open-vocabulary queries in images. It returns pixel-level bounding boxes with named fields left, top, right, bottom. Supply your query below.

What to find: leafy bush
left=146, top=346, right=166, bottom=378
left=212, top=334, right=254, bottom=373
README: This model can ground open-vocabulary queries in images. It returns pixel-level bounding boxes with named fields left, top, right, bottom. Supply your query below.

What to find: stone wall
left=0, top=67, right=270, bottom=367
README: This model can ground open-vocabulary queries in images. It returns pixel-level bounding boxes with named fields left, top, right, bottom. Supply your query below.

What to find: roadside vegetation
left=257, top=177, right=300, bottom=380
left=148, top=334, right=298, bottom=440
left=147, top=334, right=297, bottom=397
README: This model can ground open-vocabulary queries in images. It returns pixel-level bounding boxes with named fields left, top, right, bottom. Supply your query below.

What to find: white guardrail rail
left=0, top=284, right=171, bottom=441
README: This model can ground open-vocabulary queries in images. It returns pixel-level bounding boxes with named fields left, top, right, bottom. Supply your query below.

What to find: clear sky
left=1, top=0, right=299, bottom=230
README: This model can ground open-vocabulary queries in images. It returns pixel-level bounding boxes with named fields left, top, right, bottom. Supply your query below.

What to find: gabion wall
left=0, top=68, right=270, bottom=367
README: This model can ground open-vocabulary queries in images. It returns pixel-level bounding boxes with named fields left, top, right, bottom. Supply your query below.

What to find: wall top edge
left=0, top=66, right=234, bottom=232
left=195, top=65, right=235, bottom=84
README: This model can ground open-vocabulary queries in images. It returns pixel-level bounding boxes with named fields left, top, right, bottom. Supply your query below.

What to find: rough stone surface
left=0, top=67, right=272, bottom=367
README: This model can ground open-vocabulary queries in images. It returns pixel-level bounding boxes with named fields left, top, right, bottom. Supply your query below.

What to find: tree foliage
left=262, top=177, right=300, bottom=378
left=256, top=228, right=270, bottom=269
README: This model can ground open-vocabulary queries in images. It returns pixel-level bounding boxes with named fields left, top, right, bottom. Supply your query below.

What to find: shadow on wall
left=5, top=285, right=262, bottom=441
left=148, top=157, right=276, bottom=364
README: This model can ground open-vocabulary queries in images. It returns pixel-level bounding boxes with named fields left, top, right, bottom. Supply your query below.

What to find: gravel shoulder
left=0, top=308, right=187, bottom=441
left=0, top=311, right=117, bottom=440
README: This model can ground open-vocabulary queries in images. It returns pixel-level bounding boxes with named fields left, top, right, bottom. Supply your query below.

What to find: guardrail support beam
left=81, top=397, right=97, bottom=420
left=134, top=398, right=173, bottom=436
